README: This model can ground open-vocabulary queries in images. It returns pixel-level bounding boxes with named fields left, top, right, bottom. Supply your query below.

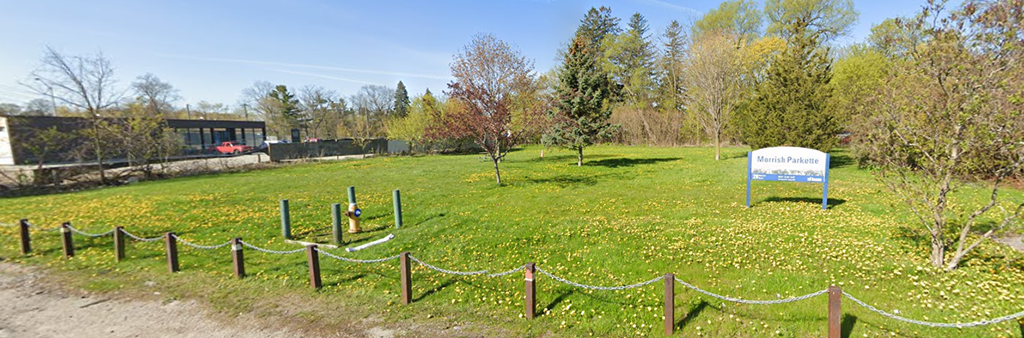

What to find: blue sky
left=0, top=0, right=943, bottom=110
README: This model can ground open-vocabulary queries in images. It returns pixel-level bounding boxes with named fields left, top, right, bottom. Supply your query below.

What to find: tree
left=603, top=13, right=663, bottom=144
left=434, top=34, right=543, bottom=185
left=265, top=85, right=301, bottom=139
left=28, top=47, right=123, bottom=184
left=856, top=0, right=1024, bottom=270
left=576, top=6, right=621, bottom=56
left=829, top=44, right=888, bottom=128
left=0, top=103, right=21, bottom=115
left=765, top=0, right=858, bottom=42
left=544, top=37, right=618, bottom=166
left=386, top=90, right=442, bottom=150
left=684, top=31, right=745, bottom=160
left=394, top=81, right=410, bottom=118
left=736, top=17, right=840, bottom=152
left=298, top=86, right=345, bottom=139
left=23, top=99, right=51, bottom=115
left=350, top=84, right=395, bottom=138
left=691, top=0, right=762, bottom=44
left=131, top=73, right=179, bottom=117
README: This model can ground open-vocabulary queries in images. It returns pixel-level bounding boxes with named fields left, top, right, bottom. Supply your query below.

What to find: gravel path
left=0, top=263, right=307, bottom=338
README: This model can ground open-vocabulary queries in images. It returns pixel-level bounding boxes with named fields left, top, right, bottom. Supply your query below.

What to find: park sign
left=746, top=146, right=831, bottom=210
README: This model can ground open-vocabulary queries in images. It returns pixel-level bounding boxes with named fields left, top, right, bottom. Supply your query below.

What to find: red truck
left=209, top=141, right=253, bottom=154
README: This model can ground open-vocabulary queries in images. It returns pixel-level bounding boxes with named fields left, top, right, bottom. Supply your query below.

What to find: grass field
left=2, top=145, right=1023, bottom=337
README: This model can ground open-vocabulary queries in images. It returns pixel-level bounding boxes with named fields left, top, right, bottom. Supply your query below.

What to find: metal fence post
left=393, top=189, right=402, bottom=229
left=332, top=203, right=343, bottom=245
left=280, top=199, right=291, bottom=239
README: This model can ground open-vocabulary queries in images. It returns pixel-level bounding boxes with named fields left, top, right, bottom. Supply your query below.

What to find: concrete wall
left=267, top=138, right=393, bottom=162
left=0, top=117, right=13, bottom=165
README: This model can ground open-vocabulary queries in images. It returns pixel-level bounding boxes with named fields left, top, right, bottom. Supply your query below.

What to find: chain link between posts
left=674, top=277, right=827, bottom=305
left=487, top=264, right=527, bottom=278
left=408, top=255, right=488, bottom=276
left=25, top=221, right=59, bottom=232
left=171, top=234, right=231, bottom=250
left=535, top=266, right=665, bottom=291
left=315, top=248, right=401, bottom=264
left=120, top=229, right=166, bottom=242
left=843, top=291, right=1024, bottom=328
left=65, top=224, right=115, bottom=237
left=238, top=240, right=306, bottom=255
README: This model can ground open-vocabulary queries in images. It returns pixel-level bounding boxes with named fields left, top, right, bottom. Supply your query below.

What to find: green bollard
left=393, top=189, right=403, bottom=229
left=347, top=186, right=356, bottom=205
left=280, top=199, right=291, bottom=239
left=332, top=203, right=343, bottom=245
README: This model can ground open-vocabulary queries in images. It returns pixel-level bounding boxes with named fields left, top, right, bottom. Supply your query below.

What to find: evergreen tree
left=576, top=6, right=620, bottom=56
left=543, top=37, right=619, bottom=166
left=394, top=81, right=410, bottom=118
left=736, top=18, right=839, bottom=152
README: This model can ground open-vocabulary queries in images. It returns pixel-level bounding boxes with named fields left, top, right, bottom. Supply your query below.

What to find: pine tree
left=737, top=18, right=839, bottom=152
left=543, top=37, right=619, bottom=166
left=394, top=81, right=410, bottom=118
left=576, top=6, right=620, bottom=56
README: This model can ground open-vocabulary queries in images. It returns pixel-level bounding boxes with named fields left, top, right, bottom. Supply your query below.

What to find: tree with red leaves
left=433, top=34, right=545, bottom=185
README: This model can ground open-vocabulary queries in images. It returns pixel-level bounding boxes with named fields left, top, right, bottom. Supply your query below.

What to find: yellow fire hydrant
left=344, top=203, right=362, bottom=233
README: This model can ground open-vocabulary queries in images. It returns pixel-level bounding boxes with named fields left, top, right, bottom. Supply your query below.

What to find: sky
left=0, top=0, right=947, bottom=111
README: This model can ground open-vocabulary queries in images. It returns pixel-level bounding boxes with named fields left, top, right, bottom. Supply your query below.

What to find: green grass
left=2, top=145, right=1024, bottom=337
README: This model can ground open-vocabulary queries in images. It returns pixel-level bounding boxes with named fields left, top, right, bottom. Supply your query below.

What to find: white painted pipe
left=345, top=233, right=395, bottom=252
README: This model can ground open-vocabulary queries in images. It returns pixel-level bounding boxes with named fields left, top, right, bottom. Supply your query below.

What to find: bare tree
left=432, top=33, right=543, bottom=185
left=298, top=86, right=345, bottom=139
left=683, top=31, right=744, bottom=160
left=131, top=73, right=180, bottom=117
left=350, top=85, right=394, bottom=138
left=27, top=47, right=123, bottom=184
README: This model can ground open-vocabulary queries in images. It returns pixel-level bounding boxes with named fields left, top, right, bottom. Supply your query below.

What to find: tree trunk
left=714, top=129, right=721, bottom=161
left=930, top=232, right=944, bottom=268
left=577, top=147, right=583, bottom=167
left=492, top=157, right=502, bottom=185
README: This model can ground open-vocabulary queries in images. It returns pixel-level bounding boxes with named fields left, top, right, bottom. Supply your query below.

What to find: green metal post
left=347, top=186, right=356, bottom=205
left=332, top=203, right=343, bottom=245
left=393, top=189, right=403, bottom=229
left=280, top=199, right=291, bottom=239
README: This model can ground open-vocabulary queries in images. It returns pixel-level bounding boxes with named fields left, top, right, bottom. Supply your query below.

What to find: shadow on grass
left=527, top=175, right=599, bottom=187
left=415, top=278, right=457, bottom=302
left=539, top=290, right=576, bottom=317
left=830, top=154, right=854, bottom=169
left=761, top=196, right=846, bottom=208
left=325, top=273, right=366, bottom=288
left=677, top=300, right=710, bottom=331
left=842, top=314, right=857, bottom=338
left=524, top=154, right=612, bottom=163
left=583, top=157, right=680, bottom=168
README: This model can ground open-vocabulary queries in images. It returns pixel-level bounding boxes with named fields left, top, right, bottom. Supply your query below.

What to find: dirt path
left=0, top=263, right=315, bottom=338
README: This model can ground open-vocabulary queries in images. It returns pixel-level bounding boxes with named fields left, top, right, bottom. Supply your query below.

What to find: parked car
left=209, top=141, right=253, bottom=155
left=254, top=140, right=286, bottom=153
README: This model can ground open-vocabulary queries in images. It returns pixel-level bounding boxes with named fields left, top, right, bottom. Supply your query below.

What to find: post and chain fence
left=8, top=218, right=1024, bottom=336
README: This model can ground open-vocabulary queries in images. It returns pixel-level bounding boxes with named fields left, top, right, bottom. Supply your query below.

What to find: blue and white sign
left=746, top=147, right=831, bottom=209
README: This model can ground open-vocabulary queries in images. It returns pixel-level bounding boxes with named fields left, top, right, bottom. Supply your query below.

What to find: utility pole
left=186, top=104, right=191, bottom=119
left=33, top=77, right=57, bottom=116
left=242, top=103, right=249, bottom=120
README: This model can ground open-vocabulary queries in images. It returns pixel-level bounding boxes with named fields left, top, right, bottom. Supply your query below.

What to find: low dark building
left=0, top=115, right=266, bottom=165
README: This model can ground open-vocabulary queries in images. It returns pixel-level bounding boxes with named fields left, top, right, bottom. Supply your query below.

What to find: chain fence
left=674, top=277, right=828, bottom=305
left=65, top=224, right=115, bottom=238
left=316, top=248, right=401, bottom=264
left=536, top=266, right=664, bottom=291
left=408, top=255, right=488, bottom=276
left=121, top=229, right=166, bottom=242
left=171, top=234, right=231, bottom=250
left=487, top=264, right=526, bottom=278
left=842, top=290, right=1024, bottom=328
left=12, top=216, right=1024, bottom=331
left=239, top=240, right=306, bottom=255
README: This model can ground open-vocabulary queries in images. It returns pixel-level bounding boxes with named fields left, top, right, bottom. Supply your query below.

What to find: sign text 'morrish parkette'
left=755, top=156, right=821, bottom=165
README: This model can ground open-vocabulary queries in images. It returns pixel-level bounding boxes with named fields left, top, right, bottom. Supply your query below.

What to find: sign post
left=747, top=147, right=831, bottom=210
